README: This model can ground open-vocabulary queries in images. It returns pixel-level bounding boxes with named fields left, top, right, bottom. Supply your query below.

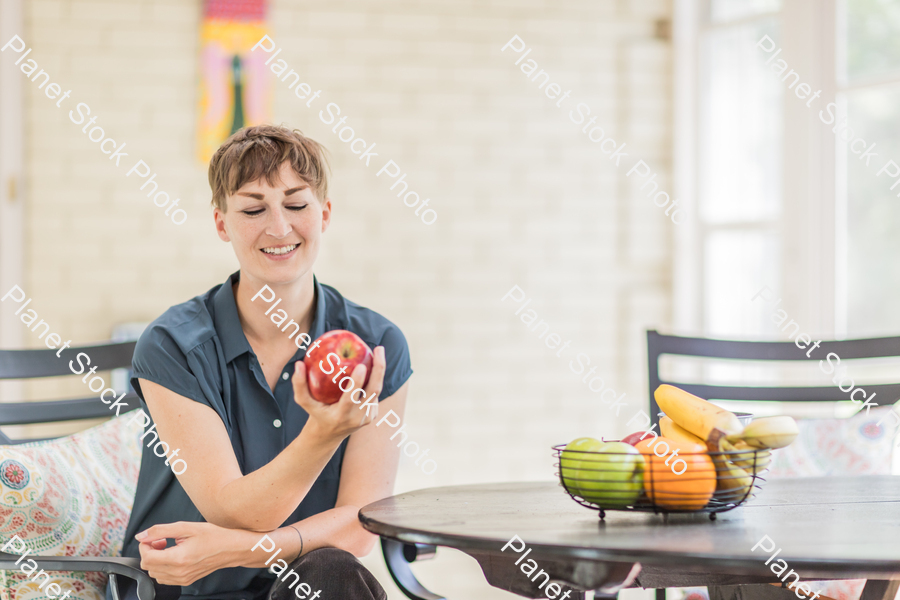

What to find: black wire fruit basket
left=552, top=443, right=770, bottom=520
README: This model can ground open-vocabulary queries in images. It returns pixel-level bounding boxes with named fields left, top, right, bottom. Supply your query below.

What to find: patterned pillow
left=768, top=404, right=900, bottom=478
left=0, top=415, right=143, bottom=600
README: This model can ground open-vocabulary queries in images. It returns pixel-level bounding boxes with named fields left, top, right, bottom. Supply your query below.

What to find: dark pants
left=268, top=548, right=386, bottom=600
left=108, top=548, right=385, bottom=600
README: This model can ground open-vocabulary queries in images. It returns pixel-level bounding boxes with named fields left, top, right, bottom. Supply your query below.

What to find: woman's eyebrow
left=235, top=185, right=306, bottom=200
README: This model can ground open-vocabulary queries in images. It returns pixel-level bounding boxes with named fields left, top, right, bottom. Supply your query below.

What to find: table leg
left=381, top=538, right=445, bottom=600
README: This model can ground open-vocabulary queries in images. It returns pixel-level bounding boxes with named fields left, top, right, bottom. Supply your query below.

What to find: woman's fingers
left=136, top=521, right=193, bottom=544
left=362, top=346, right=386, bottom=401
left=294, top=346, right=386, bottom=436
left=347, top=347, right=385, bottom=425
left=138, top=527, right=207, bottom=586
left=358, top=395, right=378, bottom=425
left=138, top=536, right=170, bottom=573
left=340, top=363, right=368, bottom=403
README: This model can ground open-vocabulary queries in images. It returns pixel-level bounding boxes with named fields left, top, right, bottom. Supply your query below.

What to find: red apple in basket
left=621, top=431, right=647, bottom=446
left=304, top=330, right=373, bottom=404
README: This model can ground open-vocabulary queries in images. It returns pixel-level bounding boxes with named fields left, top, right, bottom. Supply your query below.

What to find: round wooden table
left=359, top=476, right=900, bottom=600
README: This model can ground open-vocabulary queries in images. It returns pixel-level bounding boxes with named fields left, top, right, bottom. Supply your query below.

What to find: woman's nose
left=266, top=209, right=292, bottom=238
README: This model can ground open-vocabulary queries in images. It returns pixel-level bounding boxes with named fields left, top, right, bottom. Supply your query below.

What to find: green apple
left=577, top=441, right=645, bottom=508
left=560, top=437, right=605, bottom=498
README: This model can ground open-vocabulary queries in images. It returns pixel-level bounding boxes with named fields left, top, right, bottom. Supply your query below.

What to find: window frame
left=674, top=0, right=839, bottom=340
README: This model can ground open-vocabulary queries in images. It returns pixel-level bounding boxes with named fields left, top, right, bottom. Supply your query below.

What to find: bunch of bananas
left=655, top=385, right=799, bottom=503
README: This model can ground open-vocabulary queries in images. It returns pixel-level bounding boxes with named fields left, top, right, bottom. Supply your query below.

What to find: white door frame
left=0, top=0, right=26, bottom=402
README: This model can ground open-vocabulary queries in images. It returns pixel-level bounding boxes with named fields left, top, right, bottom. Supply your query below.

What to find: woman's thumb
left=292, top=360, right=310, bottom=401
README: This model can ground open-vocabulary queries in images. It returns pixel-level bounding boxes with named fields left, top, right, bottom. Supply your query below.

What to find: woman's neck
left=233, top=270, right=317, bottom=346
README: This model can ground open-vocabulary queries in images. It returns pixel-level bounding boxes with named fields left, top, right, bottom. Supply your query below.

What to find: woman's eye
left=242, top=209, right=264, bottom=216
left=288, top=205, right=308, bottom=211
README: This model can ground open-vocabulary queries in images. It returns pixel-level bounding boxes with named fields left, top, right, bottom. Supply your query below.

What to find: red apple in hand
left=304, top=330, right=374, bottom=404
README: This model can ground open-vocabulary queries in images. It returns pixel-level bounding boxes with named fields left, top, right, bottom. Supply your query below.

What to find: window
left=697, top=5, right=783, bottom=338
left=677, top=0, right=900, bottom=342
left=839, top=0, right=900, bottom=336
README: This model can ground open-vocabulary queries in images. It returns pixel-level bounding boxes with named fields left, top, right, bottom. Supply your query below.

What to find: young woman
left=115, top=125, right=411, bottom=600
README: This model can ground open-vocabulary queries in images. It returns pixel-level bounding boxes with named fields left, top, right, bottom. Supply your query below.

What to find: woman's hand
left=136, top=521, right=258, bottom=586
left=293, top=346, right=387, bottom=443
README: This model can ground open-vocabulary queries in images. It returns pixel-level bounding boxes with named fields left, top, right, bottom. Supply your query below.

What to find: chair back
left=0, top=341, right=141, bottom=444
left=646, top=329, right=900, bottom=428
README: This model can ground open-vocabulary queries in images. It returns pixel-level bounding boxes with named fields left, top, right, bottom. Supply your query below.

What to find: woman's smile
left=261, top=243, right=300, bottom=260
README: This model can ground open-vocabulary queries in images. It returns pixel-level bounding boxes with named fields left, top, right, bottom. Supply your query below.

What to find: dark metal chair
left=647, top=329, right=900, bottom=430
left=645, top=329, right=900, bottom=600
left=0, top=341, right=154, bottom=600
left=0, top=341, right=442, bottom=600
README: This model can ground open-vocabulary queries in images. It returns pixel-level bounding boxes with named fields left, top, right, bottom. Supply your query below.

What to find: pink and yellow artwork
left=197, top=0, right=271, bottom=163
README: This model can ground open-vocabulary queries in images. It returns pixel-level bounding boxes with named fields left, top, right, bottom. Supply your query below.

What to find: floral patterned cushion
left=0, top=415, right=143, bottom=600
left=767, top=405, right=900, bottom=478
left=676, top=405, right=900, bottom=600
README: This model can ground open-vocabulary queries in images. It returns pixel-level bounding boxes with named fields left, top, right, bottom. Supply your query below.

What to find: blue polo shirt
left=120, top=271, right=412, bottom=599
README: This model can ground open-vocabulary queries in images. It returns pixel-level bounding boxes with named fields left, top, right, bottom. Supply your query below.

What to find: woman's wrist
left=287, top=524, right=304, bottom=559
left=227, top=528, right=269, bottom=570
left=299, top=417, right=345, bottom=447
left=233, top=526, right=301, bottom=569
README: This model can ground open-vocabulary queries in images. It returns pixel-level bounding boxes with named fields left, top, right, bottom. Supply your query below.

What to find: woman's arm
left=137, top=514, right=350, bottom=586
left=140, top=347, right=388, bottom=531
left=275, top=381, right=408, bottom=557
left=332, top=380, right=408, bottom=555
left=137, top=382, right=410, bottom=585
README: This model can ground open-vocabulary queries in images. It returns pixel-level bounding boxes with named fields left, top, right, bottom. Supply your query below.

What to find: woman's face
left=214, top=161, right=331, bottom=287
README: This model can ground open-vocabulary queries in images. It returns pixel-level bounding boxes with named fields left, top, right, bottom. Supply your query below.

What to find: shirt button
left=273, top=419, right=282, bottom=428
left=282, top=372, right=290, bottom=380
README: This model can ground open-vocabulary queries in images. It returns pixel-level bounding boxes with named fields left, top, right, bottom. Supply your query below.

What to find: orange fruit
left=635, top=436, right=716, bottom=510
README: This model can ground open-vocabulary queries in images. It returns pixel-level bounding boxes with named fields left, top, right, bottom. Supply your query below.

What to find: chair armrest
left=0, top=552, right=155, bottom=600
left=381, top=538, right=445, bottom=600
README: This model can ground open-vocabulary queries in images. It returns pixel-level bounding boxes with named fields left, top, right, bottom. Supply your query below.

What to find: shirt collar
left=213, top=271, right=327, bottom=364
left=307, top=276, right=328, bottom=349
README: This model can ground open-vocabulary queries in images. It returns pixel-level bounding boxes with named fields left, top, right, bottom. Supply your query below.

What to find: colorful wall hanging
left=197, top=0, right=270, bottom=164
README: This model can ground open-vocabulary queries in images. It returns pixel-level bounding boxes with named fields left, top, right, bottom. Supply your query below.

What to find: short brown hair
left=208, top=125, right=331, bottom=211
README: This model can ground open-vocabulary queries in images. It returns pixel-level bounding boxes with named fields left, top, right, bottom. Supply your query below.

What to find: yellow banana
left=727, top=416, right=799, bottom=449
left=655, top=385, right=744, bottom=444
left=722, top=438, right=771, bottom=475
left=659, top=416, right=704, bottom=445
left=710, top=437, right=754, bottom=502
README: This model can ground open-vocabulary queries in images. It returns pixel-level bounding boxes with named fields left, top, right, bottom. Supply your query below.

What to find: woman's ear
left=213, top=207, right=231, bottom=242
left=320, top=196, right=332, bottom=233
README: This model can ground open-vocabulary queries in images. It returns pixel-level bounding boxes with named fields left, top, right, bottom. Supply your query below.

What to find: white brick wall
left=14, top=0, right=672, bottom=597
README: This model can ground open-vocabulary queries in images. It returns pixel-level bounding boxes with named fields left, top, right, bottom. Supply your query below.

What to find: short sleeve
left=130, top=323, right=212, bottom=408
left=376, top=324, right=413, bottom=400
